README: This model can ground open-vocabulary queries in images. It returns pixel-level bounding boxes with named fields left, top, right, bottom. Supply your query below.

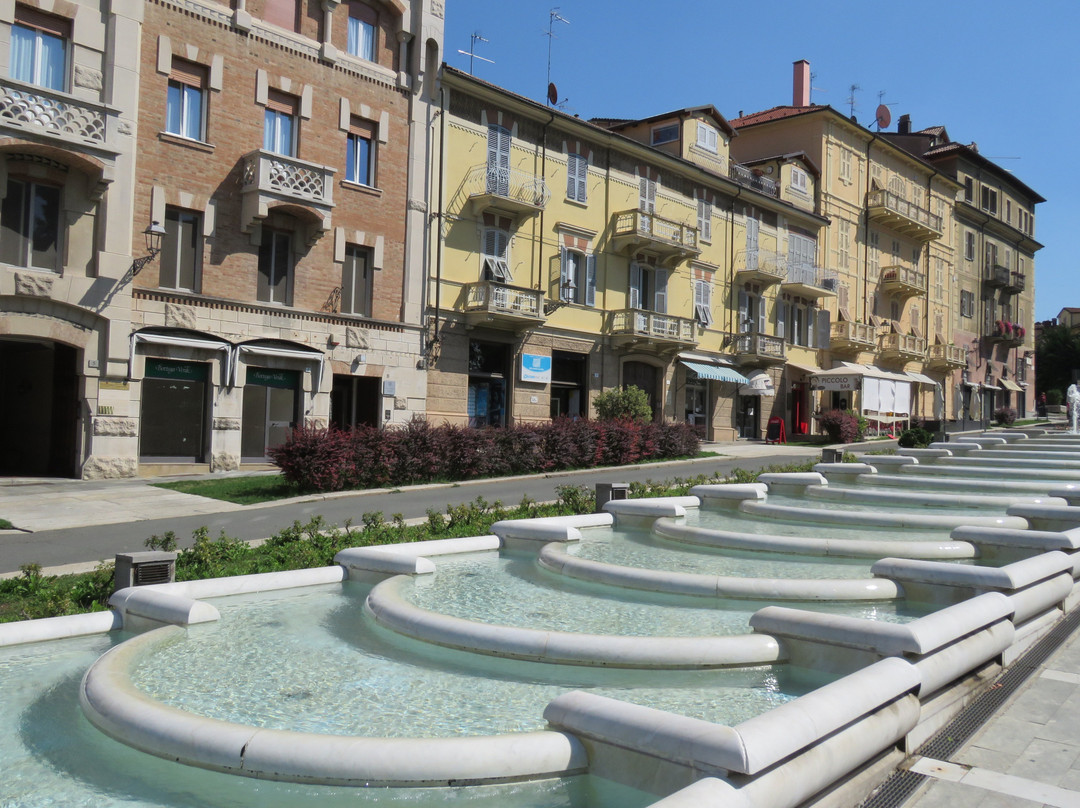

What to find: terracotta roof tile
left=730, top=105, right=823, bottom=127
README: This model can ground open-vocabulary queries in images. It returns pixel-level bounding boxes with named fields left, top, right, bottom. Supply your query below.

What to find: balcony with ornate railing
left=729, top=164, right=780, bottom=198
left=866, top=189, right=942, bottom=241
left=877, top=332, right=927, bottom=361
left=462, top=281, right=545, bottom=331
left=927, top=343, right=967, bottom=369
left=782, top=264, right=839, bottom=299
left=1007, top=271, right=1025, bottom=294
left=0, top=78, right=119, bottom=152
left=733, top=249, right=786, bottom=286
left=732, top=332, right=786, bottom=364
left=878, top=265, right=926, bottom=298
left=830, top=320, right=877, bottom=353
left=607, top=308, right=697, bottom=350
left=610, top=210, right=699, bottom=263
left=240, top=149, right=335, bottom=238
left=465, top=163, right=550, bottom=217
left=984, top=263, right=1011, bottom=289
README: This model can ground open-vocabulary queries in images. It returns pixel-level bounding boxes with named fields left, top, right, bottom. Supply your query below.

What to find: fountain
left=3, top=426, right=1080, bottom=808
left=1069, top=383, right=1080, bottom=434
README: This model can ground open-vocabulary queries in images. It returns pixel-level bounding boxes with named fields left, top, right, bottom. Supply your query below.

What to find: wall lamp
left=130, top=221, right=167, bottom=276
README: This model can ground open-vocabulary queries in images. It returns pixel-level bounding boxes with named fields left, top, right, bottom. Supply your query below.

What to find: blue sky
left=444, top=0, right=1074, bottom=323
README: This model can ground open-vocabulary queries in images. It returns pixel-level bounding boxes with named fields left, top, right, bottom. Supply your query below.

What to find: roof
left=919, top=141, right=1045, bottom=203
left=596, top=105, right=737, bottom=140
left=741, top=150, right=821, bottom=177
left=729, top=105, right=827, bottom=127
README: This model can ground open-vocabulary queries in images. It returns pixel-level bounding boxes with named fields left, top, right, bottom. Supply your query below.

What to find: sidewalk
left=0, top=438, right=827, bottom=535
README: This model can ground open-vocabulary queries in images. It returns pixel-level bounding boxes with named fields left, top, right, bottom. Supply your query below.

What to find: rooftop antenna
left=810, top=71, right=826, bottom=104
left=847, top=83, right=860, bottom=118
left=545, top=8, right=570, bottom=104
left=457, top=32, right=494, bottom=75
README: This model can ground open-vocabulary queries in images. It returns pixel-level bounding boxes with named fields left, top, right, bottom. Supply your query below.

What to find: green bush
left=897, top=426, right=934, bottom=448
left=1047, top=390, right=1063, bottom=406
left=994, top=407, right=1017, bottom=426
left=592, top=385, right=652, bottom=422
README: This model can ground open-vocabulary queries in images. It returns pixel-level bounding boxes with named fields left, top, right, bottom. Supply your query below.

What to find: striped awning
left=681, top=360, right=749, bottom=384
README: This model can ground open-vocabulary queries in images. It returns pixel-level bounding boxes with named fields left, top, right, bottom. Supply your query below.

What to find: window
left=160, top=207, right=202, bottom=291
left=868, top=230, right=880, bottom=278
left=486, top=125, right=511, bottom=196
left=263, top=90, right=297, bottom=157
left=790, top=167, right=808, bottom=193
left=839, top=149, right=852, bottom=183
left=481, top=227, right=511, bottom=281
left=629, top=263, right=666, bottom=312
left=346, top=118, right=376, bottom=186
left=981, top=186, right=998, bottom=215
left=347, top=2, right=377, bottom=61
left=984, top=241, right=998, bottom=271
left=737, top=289, right=765, bottom=333
left=341, top=245, right=372, bottom=316
left=1005, top=199, right=1012, bottom=224
left=0, top=176, right=61, bottom=270
left=651, top=124, right=678, bottom=145
left=697, top=199, right=712, bottom=242
left=960, top=290, right=974, bottom=319
left=165, top=59, right=206, bottom=141
left=639, top=176, right=656, bottom=214
left=559, top=248, right=595, bottom=305
left=695, top=122, right=718, bottom=153
left=787, top=233, right=816, bottom=274
left=258, top=228, right=292, bottom=304
left=694, top=278, right=712, bottom=326
left=10, top=7, right=68, bottom=92
left=838, top=219, right=850, bottom=270
left=963, top=177, right=973, bottom=203
left=965, top=231, right=975, bottom=261
left=566, top=153, right=587, bottom=203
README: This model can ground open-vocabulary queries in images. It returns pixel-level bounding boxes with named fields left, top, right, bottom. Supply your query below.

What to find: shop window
left=550, top=351, right=587, bottom=419
left=139, top=358, right=208, bottom=461
left=468, top=340, right=509, bottom=427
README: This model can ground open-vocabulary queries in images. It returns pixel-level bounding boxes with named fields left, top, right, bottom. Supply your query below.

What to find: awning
left=230, top=341, right=325, bottom=388
left=785, top=362, right=818, bottom=376
left=678, top=352, right=737, bottom=367
left=129, top=328, right=232, bottom=380
left=681, top=360, right=748, bottom=384
left=982, top=383, right=1001, bottom=391
left=905, top=371, right=939, bottom=385
left=1000, top=379, right=1023, bottom=392
left=742, top=369, right=775, bottom=396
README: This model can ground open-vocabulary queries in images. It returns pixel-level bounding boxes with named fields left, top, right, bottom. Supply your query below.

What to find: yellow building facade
left=428, top=68, right=829, bottom=440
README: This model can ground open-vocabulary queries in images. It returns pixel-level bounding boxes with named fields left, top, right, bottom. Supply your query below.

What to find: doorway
left=0, top=339, right=79, bottom=476
left=241, top=368, right=299, bottom=460
left=140, top=358, right=208, bottom=461
left=550, top=351, right=587, bottom=419
left=330, top=375, right=380, bottom=429
left=623, top=361, right=660, bottom=420
left=738, top=394, right=760, bottom=439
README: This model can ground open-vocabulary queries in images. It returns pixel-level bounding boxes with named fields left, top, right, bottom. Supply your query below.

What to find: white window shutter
left=654, top=269, right=667, bottom=313
left=816, top=308, right=831, bottom=348
left=777, top=302, right=787, bottom=340
left=629, top=263, right=642, bottom=309
left=497, top=230, right=511, bottom=281
left=585, top=253, right=596, bottom=306
left=757, top=296, right=766, bottom=333
left=559, top=246, right=571, bottom=300
left=738, top=290, right=749, bottom=332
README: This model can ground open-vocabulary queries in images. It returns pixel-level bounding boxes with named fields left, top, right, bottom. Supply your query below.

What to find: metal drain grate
left=858, top=606, right=1080, bottom=808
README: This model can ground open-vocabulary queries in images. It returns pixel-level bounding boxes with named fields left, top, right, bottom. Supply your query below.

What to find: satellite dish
left=875, top=104, right=892, bottom=130
left=547, top=82, right=558, bottom=106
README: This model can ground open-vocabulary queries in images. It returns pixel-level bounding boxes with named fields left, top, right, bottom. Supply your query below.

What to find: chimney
left=898, top=113, right=911, bottom=134
left=792, top=60, right=810, bottom=108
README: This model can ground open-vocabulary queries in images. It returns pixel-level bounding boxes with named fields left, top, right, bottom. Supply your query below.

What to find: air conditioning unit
left=595, top=482, right=630, bottom=512
left=114, top=551, right=177, bottom=591
left=821, top=277, right=838, bottom=291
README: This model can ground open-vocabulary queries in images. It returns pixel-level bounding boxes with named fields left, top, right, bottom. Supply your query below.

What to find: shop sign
left=520, top=353, right=552, bottom=384
left=246, top=367, right=299, bottom=389
left=145, top=358, right=208, bottom=382
left=811, top=374, right=859, bottom=392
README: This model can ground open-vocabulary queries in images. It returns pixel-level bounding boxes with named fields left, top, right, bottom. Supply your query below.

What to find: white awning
left=905, top=371, right=939, bottom=385
left=677, top=352, right=737, bottom=367
left=231, top=342, right=325, bottom=388
left=680, top=360, right=749, bottom=384
left=742, top=369, right=775, bottom=396
left=1000, top=379, right=1023, bottom=392
left=129, top=329, right=232, bottom=379
left=785, top=362, right=818, bottom=376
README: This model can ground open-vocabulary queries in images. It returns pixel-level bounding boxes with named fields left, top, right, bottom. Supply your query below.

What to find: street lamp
left=130, top=220, right=167, bottom=276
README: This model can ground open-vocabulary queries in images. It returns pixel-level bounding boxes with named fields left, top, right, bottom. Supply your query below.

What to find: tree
left=593, top=385, right=652, bottom=422
left=1035, top=324, right=1080, bottom=400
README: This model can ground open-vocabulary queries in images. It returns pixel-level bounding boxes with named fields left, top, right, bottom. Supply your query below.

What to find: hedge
left=270, top=417, right=700, bottom=492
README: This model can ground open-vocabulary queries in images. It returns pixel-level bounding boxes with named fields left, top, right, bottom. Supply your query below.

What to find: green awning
left=681, top=361, right=749, bottom=384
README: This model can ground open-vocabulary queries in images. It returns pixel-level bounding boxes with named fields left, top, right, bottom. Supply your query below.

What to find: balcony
left=984, top=263, right=1010, bottom=289
left=830, top=321, right=877, bottom=353
left=734, top=250, right=786, bottom=287
left=607, top=309, right=697, bottom=351
left=462, top=281, right=545, bottom=332
left=732, top=333, right=786, bottom=365
left=865, top=189, right=942, bottom=241
left=465, top=163, right=549, bottom=218
left=729, top=164, right=780, bottom=198
left=1007, top=271, right=1026, bottom=294
left=986, top=321, right=1025, bottom=346
left=0, top=78, right=119, bottom=153
left=610, top=210, right=699, bottom=264
left=240, top=150, right=335, bottom=240
left=927, top=343, right=967, bottom=369
left=878, top=265, right=926, bottom=298
left=877, top=332, right=927, bottom=362
left=782, top=264, right=839, bottom=299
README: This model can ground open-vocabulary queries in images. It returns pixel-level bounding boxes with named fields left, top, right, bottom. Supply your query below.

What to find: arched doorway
left=0, top=339, right=79, bottom=476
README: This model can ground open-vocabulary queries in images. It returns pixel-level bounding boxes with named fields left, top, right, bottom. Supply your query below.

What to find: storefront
left=550, top=350, right=588, bottom=419
left=241, top=367, right=299, bottom=461
left=468, top=340, right=510, bottom=427
left=140, top=358, right=209, bottom=461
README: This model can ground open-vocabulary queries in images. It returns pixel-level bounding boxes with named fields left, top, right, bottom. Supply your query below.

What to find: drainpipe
left=728, top=186, right=743, bottom=337
left=430, top=84, right=447, bottom=357
left=863, top=135, right=873, bottom=325
left=537, top=111, right=556, bottom=297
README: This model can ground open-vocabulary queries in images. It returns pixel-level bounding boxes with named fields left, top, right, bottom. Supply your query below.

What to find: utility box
left=820, top=448, right=844, bottom=464
left=595, top=482, right=629, bottom=512
left=114, top=551, right=177, bottom=591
